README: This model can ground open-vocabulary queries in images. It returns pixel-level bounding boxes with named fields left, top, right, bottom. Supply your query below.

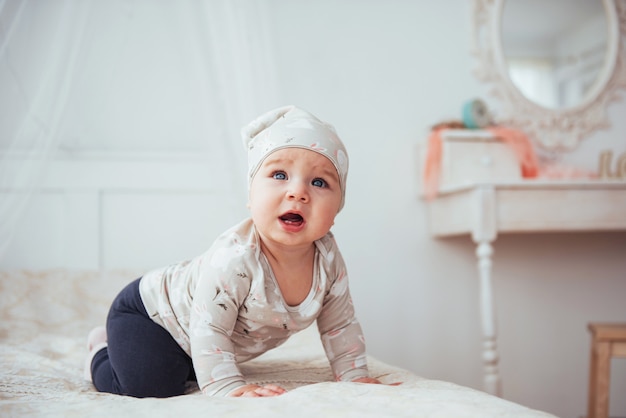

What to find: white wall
left=2, top=2, right=626, bottom=417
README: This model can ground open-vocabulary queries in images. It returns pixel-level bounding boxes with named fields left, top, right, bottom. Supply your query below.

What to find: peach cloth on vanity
left=422, top=126, right=539, bottom=200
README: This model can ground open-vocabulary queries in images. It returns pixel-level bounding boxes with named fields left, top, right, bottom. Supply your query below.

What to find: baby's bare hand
left=230, top=384, right=287, bottom=397
left=252, top=384, right=287, bottom=397
left=352, top=377, right=402, bottom=386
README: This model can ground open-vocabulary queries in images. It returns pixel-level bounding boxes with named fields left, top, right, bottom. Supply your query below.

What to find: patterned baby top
left=139, top=218, right=368, bottom=396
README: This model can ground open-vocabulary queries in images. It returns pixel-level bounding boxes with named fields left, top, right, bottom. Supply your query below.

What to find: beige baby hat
left=241, top=105, right=349, bottom=211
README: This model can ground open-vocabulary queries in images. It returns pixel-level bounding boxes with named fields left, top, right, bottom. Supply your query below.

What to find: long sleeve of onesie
left=315, top=240, right=369, bottom=382
left=189, top=259, right=251, bottom=396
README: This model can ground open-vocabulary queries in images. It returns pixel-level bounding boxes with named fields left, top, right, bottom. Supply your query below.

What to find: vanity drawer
left=429, top=129, right=522, bottom=190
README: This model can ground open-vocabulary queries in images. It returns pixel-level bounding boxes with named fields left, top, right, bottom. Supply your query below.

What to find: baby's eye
left=272, top=171, right=287, bottom=180
left=312, top=178, right=327, bottom=188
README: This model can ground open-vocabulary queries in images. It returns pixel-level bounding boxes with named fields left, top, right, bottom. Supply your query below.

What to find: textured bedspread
left=0, top=270, right=556, bottom=417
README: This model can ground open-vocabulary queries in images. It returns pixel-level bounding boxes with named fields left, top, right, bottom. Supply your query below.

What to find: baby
left=85, top=105, right=386, bottom=397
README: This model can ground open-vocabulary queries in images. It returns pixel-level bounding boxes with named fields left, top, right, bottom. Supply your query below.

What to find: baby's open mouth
left=279, top=212, right=304, bottom=225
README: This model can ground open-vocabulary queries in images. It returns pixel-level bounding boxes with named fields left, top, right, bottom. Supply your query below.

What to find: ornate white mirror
left=472, top=0, right=626, bottom=150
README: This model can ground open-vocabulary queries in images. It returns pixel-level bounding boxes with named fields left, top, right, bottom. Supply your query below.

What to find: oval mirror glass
left=501, top=0, right=608, bottom=109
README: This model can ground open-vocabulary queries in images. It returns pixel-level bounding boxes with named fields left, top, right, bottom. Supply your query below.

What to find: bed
left=0, top=269, right=556, bottom=417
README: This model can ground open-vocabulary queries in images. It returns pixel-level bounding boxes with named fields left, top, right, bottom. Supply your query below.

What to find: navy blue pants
left=91, top=278, right=196, bottom=398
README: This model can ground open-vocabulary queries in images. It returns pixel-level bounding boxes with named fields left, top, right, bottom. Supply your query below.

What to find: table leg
left=476, top=240, right=501, bottom=396
left=588, top=340, right=611, bottom=418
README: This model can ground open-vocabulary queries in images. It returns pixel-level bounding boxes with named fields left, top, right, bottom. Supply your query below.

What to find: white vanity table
left=456, top=0, right=626, bottom=397
left=424, top=176, right=626, bottom=396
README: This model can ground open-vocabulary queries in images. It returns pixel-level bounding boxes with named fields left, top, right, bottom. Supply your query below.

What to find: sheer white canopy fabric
left=0, top=0, right=279, bottom=262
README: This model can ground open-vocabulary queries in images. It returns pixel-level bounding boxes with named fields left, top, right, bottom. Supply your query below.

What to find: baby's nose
left=287, top=182, right=309, bottom=202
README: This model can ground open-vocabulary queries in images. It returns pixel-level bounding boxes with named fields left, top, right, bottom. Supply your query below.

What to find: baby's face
left=249, top=148, right=342, bottom=251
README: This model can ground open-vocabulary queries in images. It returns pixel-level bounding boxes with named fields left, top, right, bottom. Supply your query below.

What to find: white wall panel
left=100, top=191, right=242, bottom=270
left=63, top=191, right=100, bottom=269
left=0, top=155, right=248, bottom=270
left=2, top=192, right=66, bottom=269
